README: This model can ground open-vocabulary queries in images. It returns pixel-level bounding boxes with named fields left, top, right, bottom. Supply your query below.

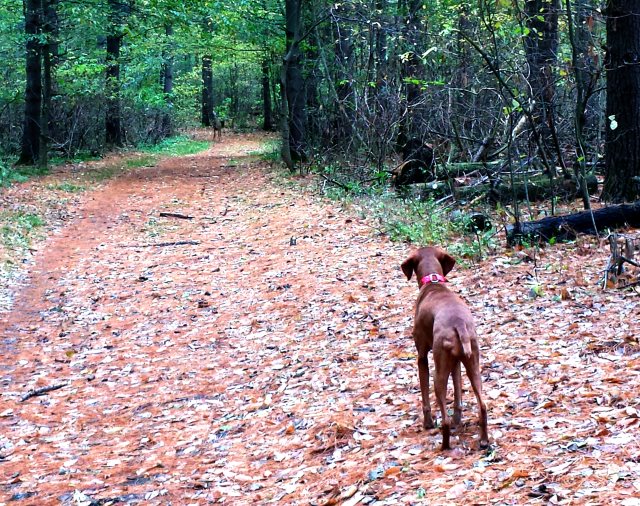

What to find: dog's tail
left=455, top=323, right=474, bottom=359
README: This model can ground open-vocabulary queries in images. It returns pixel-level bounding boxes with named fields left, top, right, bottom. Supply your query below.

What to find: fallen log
left=487, top=174, right=598, bottom=203
left=506, top=201, right=640, bottom=245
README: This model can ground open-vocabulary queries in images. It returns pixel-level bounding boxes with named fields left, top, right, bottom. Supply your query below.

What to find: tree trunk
left=566, top=0, right=600, bottom=210
left=602, top=1, right=640, bottom=202
left=573, top=1, right=599, bottom=148
left=201, top=55, right=213, bottom=127
left=450, top=5, right=475, bottom=159
left=105, top=0, right=125, bottom=147
left=40, top=0, right=59, bottom=166
left=284, top=0, right=306, bottom=163
left=397, top=0, right=424, bottom=150
left=262, top=58, right=273, bottom=131
left=374, top=0, right=386, bottom=83
left=523, top=0, right=560, bottom=167
left=333, top=7, right=354, bottom=142
left=18, top=0, right=43, bottom=166
left=161, top=23, right=174, bottom=136
left=280, top=62, right=294, bottom=170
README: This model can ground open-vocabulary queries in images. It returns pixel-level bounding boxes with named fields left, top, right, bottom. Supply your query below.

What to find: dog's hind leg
left=452, top=361, right=462, bottom=426
left=464, top=354, right=489, bottom=449
left=433, top=359, right=454, bottom=450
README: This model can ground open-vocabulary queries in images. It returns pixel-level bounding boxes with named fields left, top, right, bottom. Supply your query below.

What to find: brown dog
left=401, top=246, right=488, bottom=450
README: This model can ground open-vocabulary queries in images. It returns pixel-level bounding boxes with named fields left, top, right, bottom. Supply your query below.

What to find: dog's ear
left=438, top=250, right=456, bottom=276
left=401, top=254, right=417, bottom=280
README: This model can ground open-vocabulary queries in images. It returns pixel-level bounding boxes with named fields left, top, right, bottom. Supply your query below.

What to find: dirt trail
left=1, top=133, right=640, bottom=505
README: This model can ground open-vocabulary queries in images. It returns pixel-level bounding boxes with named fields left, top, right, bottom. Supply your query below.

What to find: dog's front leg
left=417, top=353, right=434, bottom=429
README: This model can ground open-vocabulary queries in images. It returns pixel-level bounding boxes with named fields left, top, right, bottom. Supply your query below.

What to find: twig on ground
left=319, top=173, right=351, bottom=191
left=121, top=240, right=200, bottom=248
left=21, top=382, right=68, bottom=402
left=159, top=212, right=194, bottom=220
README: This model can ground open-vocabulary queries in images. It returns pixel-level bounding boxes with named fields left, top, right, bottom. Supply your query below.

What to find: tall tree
left=18, top=0, right=43, bottom=165
left=40, top=0, right=59, bottom=166
left=333, top=5, right=354, bottom=142
left=262, top=58, right=273, bottom=131
left=281, top=0, right=306, bottom=167
left=201, top=55, right=214, bottom=127
left=523, top=0, right=560, bottom=168
left=105, top=0, right=128, bottom=146
left=602, top=0, right=640, bottom=202
left=397, top=0, right=424, bottom=148
left=160, top=23, right=174, bottom=137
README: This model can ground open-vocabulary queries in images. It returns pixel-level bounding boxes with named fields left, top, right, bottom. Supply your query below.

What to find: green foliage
left=0, top=210, right=45, bottom=254
left=0, top=160, right=49, bottom=187
left=141, top=135, right=209, bottom=157
left=251, top=139, right=281, bottom=162
left=49, top=153, right=102, bottom=165
left=47, top=182, right=86, bottom=193
left=86, top=165, right=127, bottom=183
left=372, top=196, right=455, bottom=245
left=125, top=155, right=158, bottom=169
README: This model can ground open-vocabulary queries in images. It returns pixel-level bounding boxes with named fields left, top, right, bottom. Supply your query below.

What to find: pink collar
left=420, top=273, right=448, bottom=286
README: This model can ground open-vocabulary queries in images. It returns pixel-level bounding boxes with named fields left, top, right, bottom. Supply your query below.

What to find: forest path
left=1, top=132, right=639, bottom=505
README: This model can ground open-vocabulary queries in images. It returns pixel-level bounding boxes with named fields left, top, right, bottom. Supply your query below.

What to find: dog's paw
left=423, top=415, right=435, bottom=430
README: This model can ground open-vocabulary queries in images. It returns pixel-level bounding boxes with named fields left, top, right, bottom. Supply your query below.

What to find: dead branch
left=21, top=382, right=68, bottom=402
left=121, top=240, right=200, bottom=248
left=159, top=212, right=194, bottom=220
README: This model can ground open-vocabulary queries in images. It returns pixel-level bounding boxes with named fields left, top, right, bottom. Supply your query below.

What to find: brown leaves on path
left=1, top=132, right=640, bottom=505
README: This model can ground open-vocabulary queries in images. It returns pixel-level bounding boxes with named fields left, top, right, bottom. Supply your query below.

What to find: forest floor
left=1, top=132, right=639, bottom=506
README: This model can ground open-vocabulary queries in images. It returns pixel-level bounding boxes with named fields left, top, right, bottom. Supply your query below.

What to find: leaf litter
left=0, top=131, right=639, bottom=505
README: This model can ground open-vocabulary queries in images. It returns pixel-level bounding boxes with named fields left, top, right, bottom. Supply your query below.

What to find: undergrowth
left=312, top=167, right=498, bottom=262
left=1, top=135, right=210, bottom=189
left=0, top=210, right=45, bottom=265
left=253, top=139, right=281, bottom=162
left=141, top=135, right=209, bottom=157
left=1, top=159, right=49, bottom=187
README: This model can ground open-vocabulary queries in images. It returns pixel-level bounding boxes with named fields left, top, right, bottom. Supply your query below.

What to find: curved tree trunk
left=602, top=1, right=640, bottom=202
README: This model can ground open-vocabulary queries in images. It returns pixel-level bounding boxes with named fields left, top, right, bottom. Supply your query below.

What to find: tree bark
left=523, top=0, right=560, bottom=168
left=397, top=0, right=424, bottom=149
left=18, top=0, right=43, bottom=166
left=40, top=0, right=59, bottom=166
left=506, top=202, right=640, bottom=245
left=105, top=0, right=126, bottom=147
left=602, top=1, right=640, bottom=202
left=262, top=58, right=273, bottom=131
left=284, top=0, right=306, bottom=163
left=201, top=55, right=213, bottom=127
left=333, top=6, right=354, bottom=141
left=161, top=23, right=174, bottom=136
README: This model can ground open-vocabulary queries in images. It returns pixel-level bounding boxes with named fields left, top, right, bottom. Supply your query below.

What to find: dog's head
left=401, top=247, right=455, bottom=285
